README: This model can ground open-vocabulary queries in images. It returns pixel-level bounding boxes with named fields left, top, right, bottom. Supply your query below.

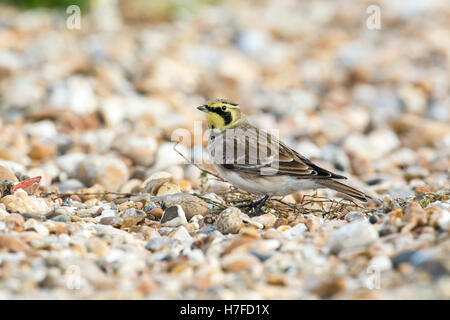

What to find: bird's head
left=197, top=98, right=244, bottom=130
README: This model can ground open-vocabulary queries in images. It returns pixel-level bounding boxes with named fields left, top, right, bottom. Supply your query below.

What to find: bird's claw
left=236, top=195, right=270, bottom=217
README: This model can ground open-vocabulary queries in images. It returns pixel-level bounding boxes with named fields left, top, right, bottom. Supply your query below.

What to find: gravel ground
left=0, top=0, right=449, bottom=299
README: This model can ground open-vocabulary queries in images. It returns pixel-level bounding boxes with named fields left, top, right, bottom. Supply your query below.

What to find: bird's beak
left=197, top=105, right=207, bottom=112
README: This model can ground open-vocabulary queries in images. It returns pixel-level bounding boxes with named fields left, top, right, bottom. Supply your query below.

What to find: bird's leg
left=237, top=194, right=270, bottom=217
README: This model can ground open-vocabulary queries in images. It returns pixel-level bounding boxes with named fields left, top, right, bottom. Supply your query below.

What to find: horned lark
left=197, top=98, right=372, bottom=215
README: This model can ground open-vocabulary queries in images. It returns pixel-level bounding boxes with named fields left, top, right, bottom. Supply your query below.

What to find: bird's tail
left=316, top=179, right=372, bottom=202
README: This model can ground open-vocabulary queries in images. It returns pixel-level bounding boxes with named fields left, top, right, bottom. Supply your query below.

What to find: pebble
left=100, top=216, right=123, bottom=227
left=4, top=213, right=25, bottom=231
left=76, top=155, right=129, bottom=191
left=283, top=223, right=307, bottom=238
left=1, top=190, right=52, bottom=215
left=56, top=179, right=85, bottom=192
left=155, top=193, right=209, bottom=220
left=222, top=253, right=260, bottom=273
left=56, top=153, right=86, bottom=177
left=0, top=166, right=18, bottom=182
left=345, top=211, right=367, bottom=222
left=251, top=213, right=277, bottom=229
left=0, top=234, right=30, bottom=252
left=160, top=205, right=187, bottom=227
left=23, top=219, right=49, bottom=236
left=145, top=236, right=177, bottom=252
left=114, top=134, right=158, bottom=166
left=156, top=182, right=181, bottom=196
left=148, top=207, right=163, bottom=220
left=119, top=179, right=143, bottom=194
left=216, top=207, right=243, bottom=234
left=369, top=215, right=379, bottom=224
left=327, top=221, right=378, bottom=254
left=142, top=171, right=173, bottom=195
left=119, top=208, right=146, bottom=227
left=169, top=226, right=192, bottom=242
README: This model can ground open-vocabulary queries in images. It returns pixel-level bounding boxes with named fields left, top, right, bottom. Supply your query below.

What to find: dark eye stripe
left=207, top=106, right=232, bottom=125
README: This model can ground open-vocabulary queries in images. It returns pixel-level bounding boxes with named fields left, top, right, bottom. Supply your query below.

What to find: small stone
left=142, top=171, right=172, bottom=195
left=114, top=134, right=158, bottom=166
left=0, top=166, right=18, bottom=182
left=56, top=179, right=85, bottom=192
left=276, top=225, right=291, bottom=232
left=87, top=237, right=109, bottom=257
left=327, top=221, right=378, bottom=254
left=143, top=201, right=158, bottom=213
left=284, top=223, right=307, bottom=238
left=156, top=182, right=181, bottom=196
left=155, top=193, right=209, bottom=220
left=251, top=213, right=277, bottom=229
left=28, top=141, right=56, bottom=160
left=239, top=227, right=260, bottom=238
left=169, top=226, right=192, bottom=242
left=161, top=205, right=187, bottom=227
left=262, top=229, right=281, bottom=240
left=145, top=236, right=176, bottom=251
left=1, top=190, right=52, bottom=215
left=23, top=219, right=49, bottom=236
left=222, top=253, right=260, bottom=272
left=203, top=180, right=233, bottom=194
left=197, top=224, right=218, bottom=235
left=76, top=155, right=129, bottom=191
left=0, top=234, right=29, bottom=252
left=404, top=166, right=428, bottom=181
left=56, top=153, right=86, bottom=177
left=149, top=208, right=163, bottom=220
left=4, top=213, right=24, bottom=231
left=117, top=201, right=135, bottom=211
left=119, top=208, right=146, bottom=227
left=51, top=215, right=71, bottom=223
left=188, top=214, right=203, bottom=230
left=345, top=211, right=367, bottom=222
left=216, top=207, right=242, bottom=234
left=100, top=216, right=123, bottom=227
left=312, top=277, right=347, bottom=299
left=369, top=215, right=379, bottom=224
left=119, top=179, right=143, bottom=193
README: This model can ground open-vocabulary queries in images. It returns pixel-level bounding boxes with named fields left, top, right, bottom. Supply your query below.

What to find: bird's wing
left=213, top=128, right=346, bottom=180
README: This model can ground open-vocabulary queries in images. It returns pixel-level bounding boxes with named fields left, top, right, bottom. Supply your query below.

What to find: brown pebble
left=117, top=201, right=135, bottom=211
left=0, top=166, right=18, bottom=182
left=100, top=216, right=123, bottom=227
left=149, top=208, right=163, bottom=220
left=0, top=234, right=29, bottom=252
left=239, top=227, right=260, bottom=239
left=266, top=274, right=286, bottom=286
left=312, top=277, right=347, bottom=299
left=5, top=214, right=25, bottom=231
left=222, top=253, right=260, bottom=272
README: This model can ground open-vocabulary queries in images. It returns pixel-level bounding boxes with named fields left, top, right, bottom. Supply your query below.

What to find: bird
left=197, top=98, right=372, bottom=216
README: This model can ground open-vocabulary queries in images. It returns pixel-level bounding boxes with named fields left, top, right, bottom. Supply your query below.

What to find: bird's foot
left=236, top=195, right=270, bottom=217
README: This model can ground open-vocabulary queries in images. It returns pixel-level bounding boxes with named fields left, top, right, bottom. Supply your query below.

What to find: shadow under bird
left=197, top=98, right=373, bottom=216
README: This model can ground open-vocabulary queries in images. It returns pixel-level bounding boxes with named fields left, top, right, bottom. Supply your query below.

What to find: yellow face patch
left=206, top=112, right=226, bottom=129
left=198, top=99, right=243, bottom=131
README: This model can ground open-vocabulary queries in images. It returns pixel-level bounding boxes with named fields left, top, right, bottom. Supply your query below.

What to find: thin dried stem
left=173, top=141, right=226, bottom=182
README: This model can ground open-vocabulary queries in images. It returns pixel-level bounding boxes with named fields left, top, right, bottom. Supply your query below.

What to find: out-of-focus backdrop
left=0, top=0, right=449, bottom=299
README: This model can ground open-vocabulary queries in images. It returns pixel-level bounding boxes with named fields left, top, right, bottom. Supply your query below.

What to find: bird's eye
left=221, top=105, right=227, bottom=111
